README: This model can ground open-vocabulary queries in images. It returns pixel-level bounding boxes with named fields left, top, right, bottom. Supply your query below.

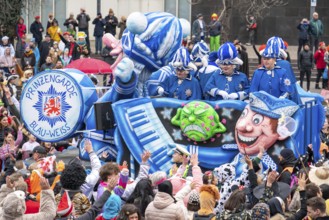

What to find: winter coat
left=38, top=40, right=51, bottom=66
left=314, top=49, right=326, bottom=69
left=17, top=23, right=26, bottom=39
left=297, top=23, right=310, bottom=40
left=92, top=18, right=105, bottom=37
left=208, top=20, right=221, bottom=36
left=192, top=19, right=207, bottom=43
left=21, top=51, right=36, bottom=69
left=47, top=26, right=61, bottom=42
left=310, top=19, right=323, bottom=37
left=76, top=13, right=90, bottom=29
left=30, top=21, right=44, bottom=43
left=104, top=15, right=118, bottom=36
left=145, top=192, right=186, bottom=220
left=0, top=188, right=56, bottom=220
left=298, top=50, right=314, bottom=70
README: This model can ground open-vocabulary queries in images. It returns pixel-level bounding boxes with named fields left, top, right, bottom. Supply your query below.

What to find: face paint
left=171, top=101, right=226, bottom=142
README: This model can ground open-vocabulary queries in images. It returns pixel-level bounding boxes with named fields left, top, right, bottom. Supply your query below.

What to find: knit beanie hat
left=2, top=191, right=26, bottom=219
left=251, top=203, right=270, bottom=220
left=103, top=194, right=121, bottom=219
left=198, top=185, right=220, bottom=215
left=280, top=148, right=295, bottom=162
left=158, top=180, right=173, bottom=196
left=187, top=190, right=200, bottom=211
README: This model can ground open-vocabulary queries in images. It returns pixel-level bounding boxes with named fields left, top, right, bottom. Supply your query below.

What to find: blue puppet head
left=122, top=12, right=186, bottom=72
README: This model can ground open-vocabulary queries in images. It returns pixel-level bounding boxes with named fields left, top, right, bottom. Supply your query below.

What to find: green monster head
left=171, top=101, right=226, bottom=142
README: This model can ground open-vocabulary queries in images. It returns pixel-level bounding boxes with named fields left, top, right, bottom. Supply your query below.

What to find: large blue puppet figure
left=249, top=38, right=293, bottom=98
left=81, top=12, right=190, bottom=160
left=204, top=42, right=249, bottom=101
left=121, top=12, right=190, bottom=97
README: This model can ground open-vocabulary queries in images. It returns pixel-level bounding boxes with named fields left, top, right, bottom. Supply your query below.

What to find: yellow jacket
left=47, top=26, right=61, bottom=42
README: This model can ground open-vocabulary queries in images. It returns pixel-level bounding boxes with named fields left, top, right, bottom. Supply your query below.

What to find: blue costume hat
left=191, top=40, right=209, bottom=59
left=267, top=36, right=286, bottom=50
left=171, top=47, right=196, bottom=70
left=216, top=42, right=243, bottom=65
left=262, top=36, right=287, bottom=59
left=249, top=91, right=299, bottom=119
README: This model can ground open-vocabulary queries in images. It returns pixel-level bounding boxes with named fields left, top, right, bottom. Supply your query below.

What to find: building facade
left=22, top=0, right=191, bottom=40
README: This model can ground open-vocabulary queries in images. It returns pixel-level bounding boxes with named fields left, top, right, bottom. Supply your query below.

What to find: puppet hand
left=217, top=90, right=229, bottom=100
left=114, top=58, right=134, bottom=83
left=157, top=87, right=164, bottom=96
left=228, top=93, right=239, bottom=100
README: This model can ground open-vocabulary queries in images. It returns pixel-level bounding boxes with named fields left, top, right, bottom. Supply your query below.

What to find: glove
left=228, top=93, right=239, bottom=100
left=158, top=87, right=164, bottom=96
left=217, top=90, right=229, bottom=100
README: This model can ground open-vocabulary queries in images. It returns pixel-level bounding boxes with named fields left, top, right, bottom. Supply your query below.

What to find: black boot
left=315, top=84, right=321, bottom=89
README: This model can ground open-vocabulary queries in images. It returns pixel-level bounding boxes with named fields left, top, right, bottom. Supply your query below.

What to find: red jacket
left=17, top=23, right=26, bottom=39
left=314, top=49, right=326, bottom=69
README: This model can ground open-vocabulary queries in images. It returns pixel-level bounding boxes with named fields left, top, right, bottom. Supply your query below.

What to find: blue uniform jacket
left=276, top=59, right=301, bottom=104
left=249, top=66, right=292, bottom=98
left=197, top=65, right=220, bottom=96
left=160, top=74, right=202, bottom=100
left=204, top=70, right=249, bottom=100
left=146, top=65, right=174, bottom=96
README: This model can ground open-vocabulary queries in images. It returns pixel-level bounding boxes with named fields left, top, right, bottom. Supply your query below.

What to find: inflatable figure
left=122, top=12, right=189, bottom=96
left=232, top=91, right=299, bottom=176
left=102, top=33, right=123, bottom=70
left=20, top=11, right=325, bottom=179
left=80, top=57, right=138, bottom=161
left=171, top=101, right=226, bottom=142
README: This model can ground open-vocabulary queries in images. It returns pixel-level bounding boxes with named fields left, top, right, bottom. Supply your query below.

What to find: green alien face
left=171, top=101, right=226, bottom=142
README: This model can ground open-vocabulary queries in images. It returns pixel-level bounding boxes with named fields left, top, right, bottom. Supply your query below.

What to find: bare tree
left=0, top=0, right=39, bottom=39
left=244, top=0, right=289, bottom=24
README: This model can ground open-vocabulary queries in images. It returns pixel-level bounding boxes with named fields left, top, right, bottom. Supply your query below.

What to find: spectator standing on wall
left=104, top=8, right=118, bottom=37
left=76, top=8, right=90, bottom=48
left=297, top=18, right=311, bottom=59
left=309, top=12, right=324, bottom=53
left=64, top=12, right=78, bottom=32
left=246, top=15, right=257, bottom=46
left=192, top=13, right=206, bottom=43
left=30, top=16, right=44, bottom=47
left=93, top=13, right=105, bottom=55
left=208, top=13, right=221, bottom=52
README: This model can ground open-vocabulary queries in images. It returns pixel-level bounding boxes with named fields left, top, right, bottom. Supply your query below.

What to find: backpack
left=194, top=212, right=217, bottom=220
